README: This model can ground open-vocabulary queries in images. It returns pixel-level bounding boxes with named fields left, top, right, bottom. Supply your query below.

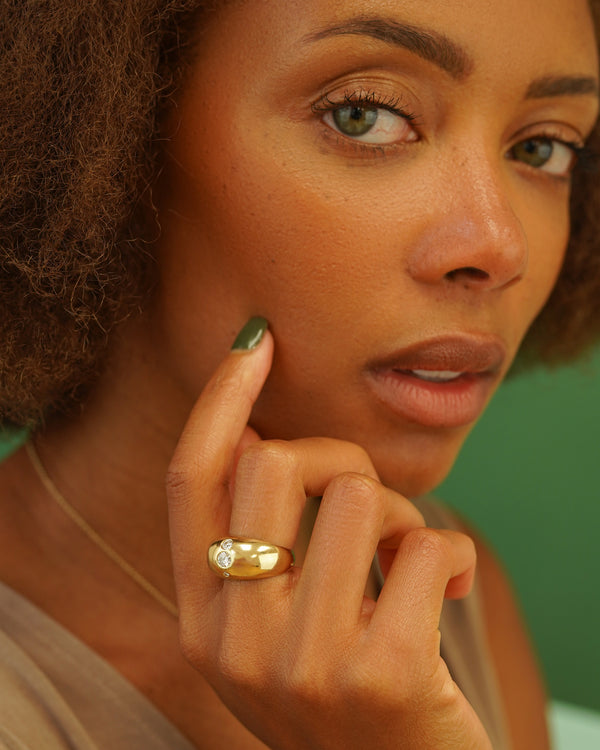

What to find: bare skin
left=0, top=0, right=598, bottom=747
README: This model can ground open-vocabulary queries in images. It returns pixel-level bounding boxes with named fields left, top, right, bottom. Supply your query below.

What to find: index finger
left=166, top=318, right=273, bottom=599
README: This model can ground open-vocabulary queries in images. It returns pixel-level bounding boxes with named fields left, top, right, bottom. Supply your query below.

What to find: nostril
left=445, top=266, right=490, bottom=282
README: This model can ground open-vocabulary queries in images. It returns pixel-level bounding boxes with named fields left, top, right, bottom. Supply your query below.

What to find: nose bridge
left=408, top=146, right=529, bottom=291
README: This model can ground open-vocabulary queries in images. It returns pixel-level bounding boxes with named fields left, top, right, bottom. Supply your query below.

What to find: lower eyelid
left=317, top=122, right=408, bottom=158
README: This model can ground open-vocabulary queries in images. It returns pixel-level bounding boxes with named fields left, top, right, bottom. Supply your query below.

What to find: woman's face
left=152, top=0, right=598, bottom=496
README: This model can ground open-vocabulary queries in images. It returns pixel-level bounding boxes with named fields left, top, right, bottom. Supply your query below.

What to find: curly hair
left=1, top=0, right=599, bottom=428
left=0, top=0, right=207, bottom=427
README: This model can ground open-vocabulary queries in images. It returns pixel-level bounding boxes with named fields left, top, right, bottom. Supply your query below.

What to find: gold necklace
left=25, top=441, right=179, bottom=618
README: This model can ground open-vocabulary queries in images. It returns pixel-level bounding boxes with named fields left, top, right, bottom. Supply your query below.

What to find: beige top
left=0, top=499, right=510, bottom=749
left=415, top=498, right=512, bottom=750
left=0, top=581, right=194, bottom=750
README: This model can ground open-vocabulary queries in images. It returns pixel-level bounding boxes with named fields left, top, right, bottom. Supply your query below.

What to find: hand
left=166, top=323, right=492, bottom=750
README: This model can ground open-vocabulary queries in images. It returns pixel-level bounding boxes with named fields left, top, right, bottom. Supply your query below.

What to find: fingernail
left=231, top=317, right=268, bottom=351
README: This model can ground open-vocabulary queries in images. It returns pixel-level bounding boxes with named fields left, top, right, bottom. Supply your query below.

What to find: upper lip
left=367, top=334, right=507, bottom=376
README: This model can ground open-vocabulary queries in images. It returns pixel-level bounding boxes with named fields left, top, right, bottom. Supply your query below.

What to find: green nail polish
left=231, top=317, right=268, bottom=351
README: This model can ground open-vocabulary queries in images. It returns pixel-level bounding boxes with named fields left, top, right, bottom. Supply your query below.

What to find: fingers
left=229, top=437, right=379, bottom=549
left=369, top=527, right=476, bottom=648
left=294, top=472, right=425, bottom=626
left=166, top=320, right=274, bottom=606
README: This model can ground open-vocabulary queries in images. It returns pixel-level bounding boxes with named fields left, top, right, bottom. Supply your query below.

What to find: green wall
left=0, top=431, right=25, bottom=461
left=2, top=352, right=599, bottom=711
left=439, top=348, right=600, bottom=712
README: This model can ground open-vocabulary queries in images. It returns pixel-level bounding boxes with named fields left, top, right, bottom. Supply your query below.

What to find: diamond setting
left=216, top=550, right=233, bottom=569
left=222, top=538, right=233, bottom=551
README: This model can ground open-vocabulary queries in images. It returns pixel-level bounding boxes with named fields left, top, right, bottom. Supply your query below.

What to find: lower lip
left=366, top=369, right=495, bottom=428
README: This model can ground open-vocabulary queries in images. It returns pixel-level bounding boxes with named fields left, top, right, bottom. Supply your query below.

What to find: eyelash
left=311, top=88, right=598, bottom=177
left=510, top=130, right=597, bottom=179
left=312, top=89, right=418, bottom=119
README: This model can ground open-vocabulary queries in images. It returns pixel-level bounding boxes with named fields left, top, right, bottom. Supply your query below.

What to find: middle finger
left=229, top=437, right=378, bottom=550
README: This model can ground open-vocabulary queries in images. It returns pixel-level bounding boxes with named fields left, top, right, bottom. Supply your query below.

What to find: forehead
left=201, top=0, right=598, bottom=85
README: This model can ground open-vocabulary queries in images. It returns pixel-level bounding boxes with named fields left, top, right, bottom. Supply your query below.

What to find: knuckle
left=236, top=439, right=297, bottom=482
left=183, top=620, right=265, bottom=691
left=339, top=441, right=377, bottom=476
left=402, top=526, right=450, bottom=563
left=204, top=366, right=242, bottom=400
left=165, top=454, right=210, bottom=506
left=205, top=366, right=257, bottom=417
left=281, top=633, right=344, bottom=706
left=344, top=663, right=395, bottom=706
left=165, top=463, right=186, bottom=494
left=285, top=656, right=330, bottom=707
left=215, top=644, right=260, bottom=689
left=165, top=460, right=195, bottom=503
left=326, top=471, right=382, bottom=512
left=337, top=654, right=415, bottom=711
left=327, top=470, right=378, bottom=495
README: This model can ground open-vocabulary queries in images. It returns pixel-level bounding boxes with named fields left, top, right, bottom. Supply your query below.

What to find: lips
left=365, top=335, right=506, bottom=428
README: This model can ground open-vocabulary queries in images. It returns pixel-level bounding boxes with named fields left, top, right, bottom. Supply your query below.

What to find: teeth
left=410, top=369, right=463, bottom=383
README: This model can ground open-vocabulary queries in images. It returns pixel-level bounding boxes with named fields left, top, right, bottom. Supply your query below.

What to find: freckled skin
left=151, top=0, right=598, bottom=497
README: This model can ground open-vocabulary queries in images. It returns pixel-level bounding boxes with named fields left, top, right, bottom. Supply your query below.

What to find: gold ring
left=207, top=537, right=294, bottom=580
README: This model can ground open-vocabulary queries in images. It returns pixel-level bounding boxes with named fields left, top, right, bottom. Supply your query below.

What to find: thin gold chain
left=25, top=441, right=179, bottom=618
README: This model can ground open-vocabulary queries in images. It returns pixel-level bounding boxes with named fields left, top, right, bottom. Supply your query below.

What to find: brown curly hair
left=1, top=0, right=599, bottom=428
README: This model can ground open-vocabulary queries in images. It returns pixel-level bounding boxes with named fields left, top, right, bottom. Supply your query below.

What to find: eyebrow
left=303, top=17, right=599, bottom=99
left=302, top=17, right=473, bottom=79
left=526, top=75, right=599, bottom=99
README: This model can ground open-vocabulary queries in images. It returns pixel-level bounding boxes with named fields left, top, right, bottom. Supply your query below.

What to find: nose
left=406, top=161, right=528, bottom=292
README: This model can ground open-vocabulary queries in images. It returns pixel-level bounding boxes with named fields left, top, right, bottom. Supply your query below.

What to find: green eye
left=333, top=106, right=378, bottom=136
left=321, top=98, right=418, bottom=146
left=509, top=136, right=578, bottom=176
left=512, top=138, right=554, bottom=167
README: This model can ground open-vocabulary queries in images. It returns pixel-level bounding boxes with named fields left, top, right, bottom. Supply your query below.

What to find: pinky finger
left=371, top=528, right=476, bottom=643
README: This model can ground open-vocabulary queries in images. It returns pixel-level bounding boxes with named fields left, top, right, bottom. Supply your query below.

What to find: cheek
left=522, top=195, right=570, bottom=323
left=164, top=131, right=409, bottom=338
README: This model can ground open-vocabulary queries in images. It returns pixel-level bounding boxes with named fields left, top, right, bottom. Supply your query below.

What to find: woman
left=1, top=0, right=599, bottom=748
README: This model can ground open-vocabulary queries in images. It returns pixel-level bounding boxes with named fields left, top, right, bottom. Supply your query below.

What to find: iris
left=333, top=106, right=378, bottom=136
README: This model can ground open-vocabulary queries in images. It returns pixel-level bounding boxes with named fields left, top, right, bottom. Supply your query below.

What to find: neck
left=31, top=316, right=198, bottom=612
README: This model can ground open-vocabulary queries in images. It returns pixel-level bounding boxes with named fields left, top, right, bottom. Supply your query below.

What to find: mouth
left=365, top=335, right=507, bottom=428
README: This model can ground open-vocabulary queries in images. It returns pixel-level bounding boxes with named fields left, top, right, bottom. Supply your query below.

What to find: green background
left=439, top=348, right=600, bottom=712
left=2, top=351, right=599, bottom=711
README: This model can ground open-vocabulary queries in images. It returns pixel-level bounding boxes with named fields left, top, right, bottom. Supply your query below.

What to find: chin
left=361, top=428, right=470, bottom=500
left=377, top=460, right=455, bottom=500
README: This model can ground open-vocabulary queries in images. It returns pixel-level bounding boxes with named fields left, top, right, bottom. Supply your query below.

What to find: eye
left=509, top=137, right=578, bottom=176
left=322, top=104, right=417, bottom=145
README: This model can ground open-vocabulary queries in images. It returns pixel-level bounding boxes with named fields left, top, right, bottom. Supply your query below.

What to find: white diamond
left=216, top=551, right=233, bottom=569
left=222, top=539, right=233, bottom=551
